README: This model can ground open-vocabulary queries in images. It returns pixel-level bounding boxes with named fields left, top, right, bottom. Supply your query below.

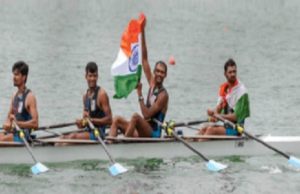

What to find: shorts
left=225, top=127, right=239, bottom=136
left=86, top=127, right=105, bottom=140
left=13, top=129, right=32, bottom=142
left=151, top=129, right=161, bottom=138
left=225, top=120, right=245, bottom=136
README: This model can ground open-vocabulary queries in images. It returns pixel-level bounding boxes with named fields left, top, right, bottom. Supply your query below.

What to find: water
left=0, top=0, right=300, bottom=193
left=0, top=156, right=299, bottom=193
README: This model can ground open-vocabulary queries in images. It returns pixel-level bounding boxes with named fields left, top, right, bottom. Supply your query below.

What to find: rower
left=109, top=16, right=169, bottom=138
left=0, top=61, right=39, bottom=143
left=199, top=59, right=250, bottom=136
left=60, top=62, right=112, bottom=143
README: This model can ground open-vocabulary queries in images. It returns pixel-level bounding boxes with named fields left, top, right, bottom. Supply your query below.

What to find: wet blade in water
left=109, top=163, right=128, bottom=176
left=206, top=160, right=227, bottom=172
left=288, top=156, right=300, bottom=169
left=31, top=162, right=49, bottom=175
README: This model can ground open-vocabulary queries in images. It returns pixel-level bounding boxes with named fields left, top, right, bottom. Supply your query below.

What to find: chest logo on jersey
left=91, top=99, right=96, bottom=112
left=18, top=101, right=23, bottom=113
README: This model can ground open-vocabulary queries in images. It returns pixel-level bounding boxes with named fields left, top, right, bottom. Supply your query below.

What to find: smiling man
left=109, top=19, right=169, bottom=138
left=60, top=62, right=112, bottom=143
left=0, top=61, right=39, bottom=142
left=199, top=59, right=250, bottom=136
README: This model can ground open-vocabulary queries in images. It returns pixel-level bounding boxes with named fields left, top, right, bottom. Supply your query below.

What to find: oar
left=154, top=119, right=227, bottom=172
left=1, top=123, right=75, bottom=136
left=36, top=128, right=83, bottom=140
left=43, top=129, right=63, bottom=136
left=8, top=120, right=202, bottom=130
left=170, top=120, right=210, bottom=131
left=214, top=114, right=300, bottom=169
left=12, top=121, right=49, bottom=175
left=36, top=122, right=76, bottom=138
left=86, top=118, right=127, bottom=176
left=38, top=122, right=76, bottom=130
left=174, top=120, right=208, bottom=127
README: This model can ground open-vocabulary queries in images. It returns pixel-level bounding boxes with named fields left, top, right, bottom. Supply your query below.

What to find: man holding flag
left=199, top=59, right=250, bottom=136
left=109, top=14, right=169, bottom=138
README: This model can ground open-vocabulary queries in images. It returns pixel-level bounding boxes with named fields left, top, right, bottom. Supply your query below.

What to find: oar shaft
left=171, top=131, right=209, bottom=162
left=175, top=120, right=208, bottom=127
left=96, top=136, right=116, bottom=164
left=13, top=121, right=38, bottom=163
left=37, top=129, right=83, bottom=139
left=86, top=119, right=116, bottom=164
left=21, top=136, right=38, bottom=163
left=243, top=131, right=289, bottom=159
left=153, top=119, right=209, bottom=162
left=214, top=114, right=290, bottom=159
left=38, top=122, right=76, bottom=130
left=44, top=129, right=62, bottom=136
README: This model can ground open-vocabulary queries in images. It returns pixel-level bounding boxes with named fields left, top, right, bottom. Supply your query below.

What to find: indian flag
left=111, top=14, right=145, bottom=99
left=218, top=80, right=250, bottom=123
left=226, top=80, right=250, bottom=123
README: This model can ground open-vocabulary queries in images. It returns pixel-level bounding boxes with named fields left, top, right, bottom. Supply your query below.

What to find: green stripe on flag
left=234, top=93, right=250, bottom=123
left=113, top=65, right=142, bottom=99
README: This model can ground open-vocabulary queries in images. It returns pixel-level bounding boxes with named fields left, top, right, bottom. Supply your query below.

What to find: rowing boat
left=0, top=135, right=299, bottom=164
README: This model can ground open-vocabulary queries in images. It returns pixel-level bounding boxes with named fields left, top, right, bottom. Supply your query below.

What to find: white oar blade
left=31, top=162, right=49, bottom=175
left=288, top=156, right=300, bottom=169
left=109, top=163, right=128, bottom=176
left=206, top=160, right=227, bottom=172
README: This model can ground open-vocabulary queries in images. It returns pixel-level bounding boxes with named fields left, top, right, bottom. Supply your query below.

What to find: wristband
left=138, top=96, right=144, bottom=102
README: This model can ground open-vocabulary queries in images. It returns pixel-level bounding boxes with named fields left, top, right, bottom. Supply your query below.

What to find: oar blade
left=109, top=163, right=128, bottom=176
left=288, top=156, right=300, bottom=169
left=206, top=160, right=227, bottom=172
left=31, top=162, right=49, bottom=175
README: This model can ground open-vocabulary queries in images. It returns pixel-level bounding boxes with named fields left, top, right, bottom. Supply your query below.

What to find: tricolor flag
left=218, top=80, right=250, bottom=123
left=111, top=14, right=145, bottom=99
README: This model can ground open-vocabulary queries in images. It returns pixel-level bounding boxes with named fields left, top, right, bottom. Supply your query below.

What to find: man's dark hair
left=154, top=60, right=168, bottom=74
left=12, top=61, right=29, bottom=83
left=224, top=58, right=236, bottom=72
left=85, top=62, right=98, bottom=74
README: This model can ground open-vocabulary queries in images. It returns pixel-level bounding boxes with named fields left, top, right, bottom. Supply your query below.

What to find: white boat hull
left=1, top=136, right=299, bottom=164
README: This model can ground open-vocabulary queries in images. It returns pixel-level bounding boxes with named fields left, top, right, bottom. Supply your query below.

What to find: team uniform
left=145, top=86, right=167, bottom=138
left=84, top=86, right=106, bottom=140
